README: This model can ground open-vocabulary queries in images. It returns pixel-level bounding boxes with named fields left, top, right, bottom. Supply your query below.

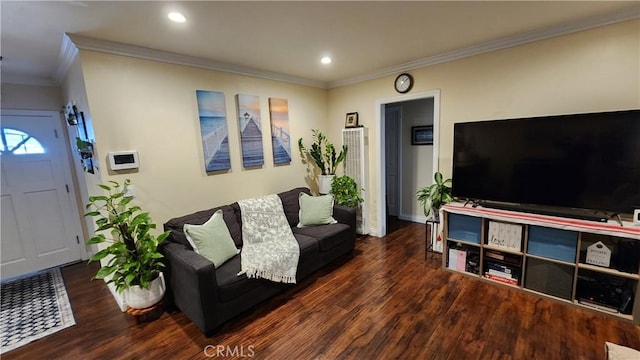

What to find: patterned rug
left=0, top=267, right=76, bottom=354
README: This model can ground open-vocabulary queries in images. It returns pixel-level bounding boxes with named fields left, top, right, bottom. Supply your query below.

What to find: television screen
left=452, top=109, right=640, bottom=215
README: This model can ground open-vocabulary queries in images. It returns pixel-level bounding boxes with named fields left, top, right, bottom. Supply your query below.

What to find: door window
left=0, top=128, right=45, bottom=154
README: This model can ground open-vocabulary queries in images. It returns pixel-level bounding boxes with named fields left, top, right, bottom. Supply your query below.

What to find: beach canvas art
left=268, top=98, right=292, bottom=165
left=196, top=90, right=231, bottom=172
left=236, top=94, right=264, bottom=168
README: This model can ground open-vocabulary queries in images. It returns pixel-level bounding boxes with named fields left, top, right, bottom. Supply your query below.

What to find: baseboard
left=398, top=213, right=426, bottom=223
left=106, top=281, right=127, bottom=312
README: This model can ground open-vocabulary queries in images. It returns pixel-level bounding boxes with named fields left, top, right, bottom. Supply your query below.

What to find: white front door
left=1, top=110, right=83, bottom=279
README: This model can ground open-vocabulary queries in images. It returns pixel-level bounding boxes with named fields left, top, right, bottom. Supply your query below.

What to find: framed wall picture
left=412, top=125, right=433, bottom=145
left=345, top=112, right=359, bottom=128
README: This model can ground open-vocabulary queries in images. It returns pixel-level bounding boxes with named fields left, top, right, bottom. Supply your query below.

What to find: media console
left=442, top=202, right=640, bottom=324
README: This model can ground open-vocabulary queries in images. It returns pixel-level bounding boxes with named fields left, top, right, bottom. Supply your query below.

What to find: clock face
left=394, top=73, right=413, bottom=93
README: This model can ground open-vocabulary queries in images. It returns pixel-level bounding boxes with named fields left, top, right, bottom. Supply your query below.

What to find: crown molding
left=0, top=73, right=59, bottom=87
left=66, top=34, right=328, bottom=89
left=53, top=6, right=639, bottom=90
left=54, top=33, right=80, bottom=83
left=328, top=6, right=640, bottom=88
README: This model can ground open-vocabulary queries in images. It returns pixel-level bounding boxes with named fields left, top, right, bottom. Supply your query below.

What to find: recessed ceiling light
left=168, top=12, right=186, bottom=23
left=321, top=56, right=332, bottom=65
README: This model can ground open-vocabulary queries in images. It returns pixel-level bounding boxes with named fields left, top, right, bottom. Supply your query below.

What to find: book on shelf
left=484, top=250, right=521, bottom=265
left=488, top=269, right=514, bottom=279
left=485, top=262, right=513, bottom=275
left=484, top=273, right=519, bottom=285
left=448, top=249, right=467, bottom=272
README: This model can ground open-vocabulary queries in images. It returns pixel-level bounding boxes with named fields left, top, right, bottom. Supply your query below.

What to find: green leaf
left=87, top=235, right=106, bottom=245
left=89, top=195, right=109, bottom=202
left=96, top=223, right=113, bottom=232
left=124, top=273, right=136, bottom=286
left=95, top=265, right=117, bottom=279
left=84, top=211, right=101, bottom=217
left=89, top=248, right=112, bottom=261
left=98, top=184, right=111, bottom=191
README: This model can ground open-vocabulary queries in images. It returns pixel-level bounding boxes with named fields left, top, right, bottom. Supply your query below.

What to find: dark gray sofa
left=160, top=187, right=356, bottom=335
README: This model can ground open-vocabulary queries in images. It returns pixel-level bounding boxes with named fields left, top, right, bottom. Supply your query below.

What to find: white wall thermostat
left=108, top=151, right=139, bottom=170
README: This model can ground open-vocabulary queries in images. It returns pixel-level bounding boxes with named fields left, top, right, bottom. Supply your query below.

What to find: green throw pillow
left=183, top=209, right=238, bottom=268
left=297, top=193, right=337, bottom=227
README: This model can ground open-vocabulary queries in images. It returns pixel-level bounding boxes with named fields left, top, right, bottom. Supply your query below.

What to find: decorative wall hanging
left=345, top=112, right=359, bottom=128
left=236, top=94, right=264, bottom=168
left=268, top=98, right=292, bottom=165
left=196, top=90, right=231, bottom=172
left=75, top=109, right=95, bottom=173
left=411, top=125, right=433, bottom=145
left=63, top=103, right=78, bottom=126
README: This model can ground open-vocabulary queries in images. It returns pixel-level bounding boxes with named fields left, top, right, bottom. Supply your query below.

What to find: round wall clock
left=394, top=73, right=414, bottom=94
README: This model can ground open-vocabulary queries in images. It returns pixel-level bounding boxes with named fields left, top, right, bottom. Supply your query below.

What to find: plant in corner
left=330, top=175, right=364, bottom=209
left=298, top=129, right=348, bottom=194
left=85, top=179, right=170, bottom=309
left=416, top=171, right=453, bottom=222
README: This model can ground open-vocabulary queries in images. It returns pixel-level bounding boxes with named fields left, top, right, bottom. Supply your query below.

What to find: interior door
left=1, top=111, right=83, bottom=279
left=385, top=105, right=401, bottom=217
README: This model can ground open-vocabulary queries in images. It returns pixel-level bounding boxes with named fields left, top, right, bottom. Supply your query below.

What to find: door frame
left=1, top=109, right=89, bottom=262
left=374, top=90, right=440, bottom=237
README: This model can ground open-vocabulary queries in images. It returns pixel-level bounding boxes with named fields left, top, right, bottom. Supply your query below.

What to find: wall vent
left=342, top=127, right=369, bottom=234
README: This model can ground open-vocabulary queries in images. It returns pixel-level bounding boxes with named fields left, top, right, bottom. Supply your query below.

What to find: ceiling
left=1, top=1, right=639, bottom=88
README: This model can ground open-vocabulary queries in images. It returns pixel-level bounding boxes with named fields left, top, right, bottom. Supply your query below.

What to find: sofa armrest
left=162, top=242, right=218, bottom=333
left=333, top=205, right=357, bottom=233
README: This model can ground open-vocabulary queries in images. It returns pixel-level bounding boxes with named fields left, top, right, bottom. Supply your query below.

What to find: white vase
left=123, top=273, right=165, bottom=309
left=318, top=174, right=335, bottom=195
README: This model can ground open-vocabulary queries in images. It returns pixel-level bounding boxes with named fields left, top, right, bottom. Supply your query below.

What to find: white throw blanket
left=237, top=194, right=299, bottom=283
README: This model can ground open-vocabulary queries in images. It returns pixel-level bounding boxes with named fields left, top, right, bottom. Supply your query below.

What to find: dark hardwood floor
left=5, top=222, right=639, bottom=359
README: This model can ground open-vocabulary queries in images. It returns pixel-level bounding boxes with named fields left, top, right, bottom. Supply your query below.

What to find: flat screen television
left=452, top=109, right=640, bottom=218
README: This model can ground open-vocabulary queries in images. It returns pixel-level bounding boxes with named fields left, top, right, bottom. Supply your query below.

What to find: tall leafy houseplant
left=298, top=129, right=348, bottom=176
left=330, top=175, right=364, bottom=208
left=298, top=129, right=348, bottom=194
left=85, top=179, right=169, bottom=293
left=416, top=172, right=453, bottom=222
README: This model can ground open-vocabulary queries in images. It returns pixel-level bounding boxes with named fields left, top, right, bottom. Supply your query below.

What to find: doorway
left=376, top=90, right=440, bottom=237
left=1, top=110, right=85, bottom=279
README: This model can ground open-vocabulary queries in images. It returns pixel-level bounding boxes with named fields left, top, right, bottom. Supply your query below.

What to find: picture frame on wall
left=411, top=125, right=433, bottom=145
left=345, top=112, right=359, bottom=128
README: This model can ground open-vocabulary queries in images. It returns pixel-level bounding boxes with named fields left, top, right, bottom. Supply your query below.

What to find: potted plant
left=416, top=171, right=453, bottom=222
left=330, top=175, right=364, bottom=208
left=85, top=179, right=170, bottom=309
left=298, top=129, right=348, bottom=194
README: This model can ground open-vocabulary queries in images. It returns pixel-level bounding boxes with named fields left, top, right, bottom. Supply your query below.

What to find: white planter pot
left=123, top=273, right=165, bottom=309
left=318, top=175, right=335, bottom=195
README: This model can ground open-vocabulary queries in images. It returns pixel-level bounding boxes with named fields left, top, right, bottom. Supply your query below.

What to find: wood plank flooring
left=4, top=222, right=639, bottom=359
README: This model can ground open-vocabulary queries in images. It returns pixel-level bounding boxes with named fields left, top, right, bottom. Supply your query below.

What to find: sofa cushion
left=184, top=210, right=239, bottom=269
left=216, top=234, right=319, bottom=302
left=164, top=205, right=243, bottom=248
left=297, top=193, right=337, bottom=227
left=293, top=223, right=352, bottom=252
left=278, top=187, right=311, bottom=227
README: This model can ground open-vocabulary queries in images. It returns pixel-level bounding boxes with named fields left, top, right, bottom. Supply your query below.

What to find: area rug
left=0, top=267, right=76, bottom=354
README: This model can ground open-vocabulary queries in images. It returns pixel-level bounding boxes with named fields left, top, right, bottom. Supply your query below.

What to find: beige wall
left=327, top=20, right=640, bottom=234
left=1, top=83, right=62, bottom=110
left=77, top=50, right=328, bottom=226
